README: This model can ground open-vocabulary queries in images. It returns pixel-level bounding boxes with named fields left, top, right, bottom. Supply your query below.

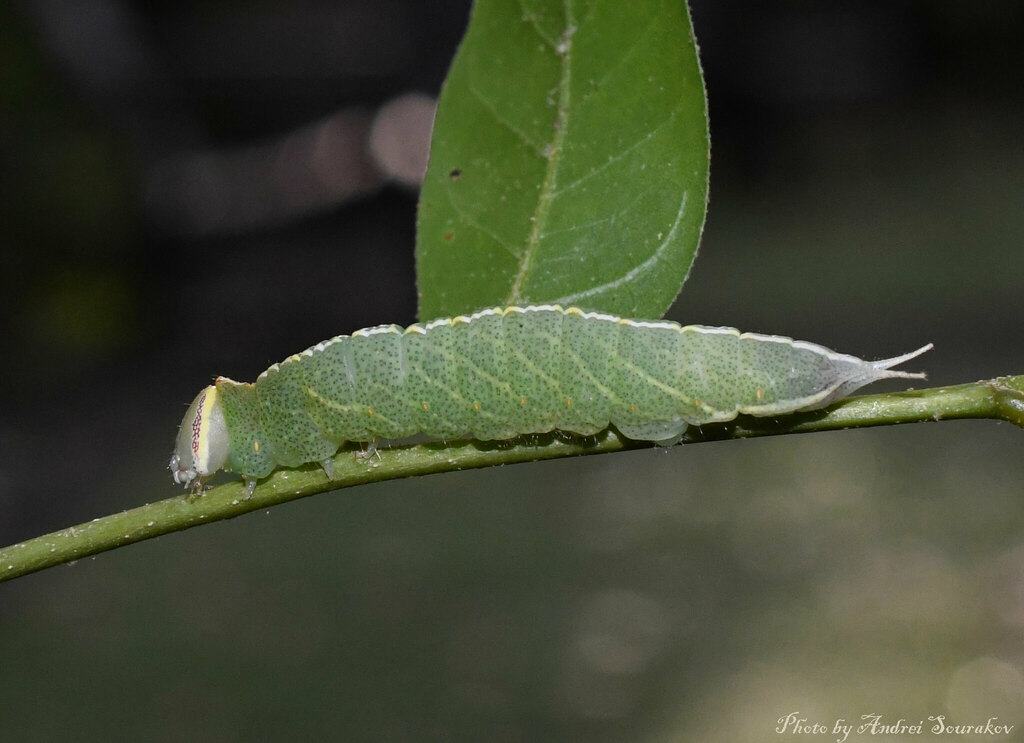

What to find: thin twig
left=2, top=376, right=1021, bottom=584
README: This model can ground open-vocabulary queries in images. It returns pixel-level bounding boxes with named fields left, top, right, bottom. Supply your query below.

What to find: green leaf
left=416, top=0, right=709, bottom=321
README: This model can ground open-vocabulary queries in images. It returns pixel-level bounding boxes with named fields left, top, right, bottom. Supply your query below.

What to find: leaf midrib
left=505, top=0, right=574, bottom=306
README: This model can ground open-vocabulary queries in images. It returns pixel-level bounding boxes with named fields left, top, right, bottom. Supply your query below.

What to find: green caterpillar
left=170, top=305, right=931, bottom=492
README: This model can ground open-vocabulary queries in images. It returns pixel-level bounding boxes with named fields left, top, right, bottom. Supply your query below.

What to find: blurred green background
left=1, top=1, right=1023, bottom=741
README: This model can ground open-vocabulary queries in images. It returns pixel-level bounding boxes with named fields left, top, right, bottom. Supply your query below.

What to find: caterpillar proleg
left=170, top=305, right=931, bottom=490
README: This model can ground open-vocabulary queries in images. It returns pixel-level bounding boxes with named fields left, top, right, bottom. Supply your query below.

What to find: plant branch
left=3, top=375, right=1022, bottom=584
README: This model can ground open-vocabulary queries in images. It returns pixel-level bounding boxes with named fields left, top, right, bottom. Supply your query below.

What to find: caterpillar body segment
left=169, top=305, right=931, bottom=489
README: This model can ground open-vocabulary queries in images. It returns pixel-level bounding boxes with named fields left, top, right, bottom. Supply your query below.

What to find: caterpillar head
left=170, top=385, right=229, bottom=489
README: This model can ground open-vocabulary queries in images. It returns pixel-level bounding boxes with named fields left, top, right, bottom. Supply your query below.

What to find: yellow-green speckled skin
left=213, top=305, right=878, bottom=478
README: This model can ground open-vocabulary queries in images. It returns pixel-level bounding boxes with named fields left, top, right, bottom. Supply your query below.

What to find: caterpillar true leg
left=355, top=441, right=380, bottom=463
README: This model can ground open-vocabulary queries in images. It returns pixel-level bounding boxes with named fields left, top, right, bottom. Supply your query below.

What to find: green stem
left=3, top=376, right=1022, bottom=583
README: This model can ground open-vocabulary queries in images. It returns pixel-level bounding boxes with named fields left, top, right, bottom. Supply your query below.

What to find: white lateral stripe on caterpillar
left=255, top=305, right=686, bottom=380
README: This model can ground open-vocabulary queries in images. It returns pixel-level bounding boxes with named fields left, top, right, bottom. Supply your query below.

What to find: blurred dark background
left=1, top=1, right=1023, bottom=740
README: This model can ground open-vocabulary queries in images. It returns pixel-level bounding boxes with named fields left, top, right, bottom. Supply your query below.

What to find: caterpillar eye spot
left=449, top=168, right=462, bottom=180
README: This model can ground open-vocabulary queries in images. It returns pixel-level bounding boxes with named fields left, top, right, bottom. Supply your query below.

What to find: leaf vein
left=591, top=12, right=660, bottom=92
left=515, top=0, right=559, bottom=48
left=468, top=84, right=547, bottom=158
left=542, top=183, right=649, bottom=237
left=551, top=190, right=690, bottom=306
left=447, top=197, right=523, bottom=260
left=505, top=1, right=575, bottom=305
left=550, top=102, right=683, bottom=198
